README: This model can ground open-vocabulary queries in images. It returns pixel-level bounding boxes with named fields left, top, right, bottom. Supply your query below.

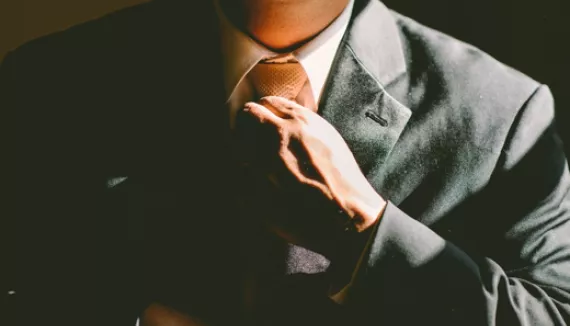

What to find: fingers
left=244, top=101, right=283, bottom=126
left=260, top=96, right=312, bottom=117
left=279, top=147, right=333, bottom=198
left=246, top=96, right=313, bottom=125
left=260, top=95, right=306, bottom=109
left=244, top=97, right=326, bottom=191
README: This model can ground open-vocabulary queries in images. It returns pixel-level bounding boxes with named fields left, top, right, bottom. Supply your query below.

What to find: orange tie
left=249, top=55, right=308, bottom=101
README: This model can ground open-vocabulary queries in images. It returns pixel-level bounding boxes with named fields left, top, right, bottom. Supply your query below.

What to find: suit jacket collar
left=346, top=0, right=407, bottom=87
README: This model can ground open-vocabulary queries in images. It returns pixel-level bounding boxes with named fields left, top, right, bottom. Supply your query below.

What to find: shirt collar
left=213, top=0, right=355, bottom=104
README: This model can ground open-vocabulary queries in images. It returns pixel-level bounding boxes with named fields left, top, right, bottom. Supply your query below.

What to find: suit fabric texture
left=1, top=0, right=570, bottom=325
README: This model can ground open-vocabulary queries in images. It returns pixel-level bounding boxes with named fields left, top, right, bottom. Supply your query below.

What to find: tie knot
left=249, top=57, right=308, bottom=100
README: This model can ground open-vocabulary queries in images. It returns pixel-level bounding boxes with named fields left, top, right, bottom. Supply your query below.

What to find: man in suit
left=1, top=0, right=570, bottom=325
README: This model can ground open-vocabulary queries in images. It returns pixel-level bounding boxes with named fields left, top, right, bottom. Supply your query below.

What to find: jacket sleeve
left=346, top=85, right=570, bottom=325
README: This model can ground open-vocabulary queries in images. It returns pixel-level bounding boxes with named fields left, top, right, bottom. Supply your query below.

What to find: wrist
left=344, top=191, right=386, bottom=233
left=329, top=195, right=384, bottom=285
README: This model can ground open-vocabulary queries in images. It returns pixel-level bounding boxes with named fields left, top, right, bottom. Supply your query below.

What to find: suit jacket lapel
left=320, top=0, right=411, bottom=187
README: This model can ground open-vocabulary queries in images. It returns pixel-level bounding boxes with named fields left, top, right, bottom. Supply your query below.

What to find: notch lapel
left=320, top=0, right=411, bottom=185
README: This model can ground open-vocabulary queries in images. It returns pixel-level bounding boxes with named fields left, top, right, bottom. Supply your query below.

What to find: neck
left=219, top=0, right=350, bottom=52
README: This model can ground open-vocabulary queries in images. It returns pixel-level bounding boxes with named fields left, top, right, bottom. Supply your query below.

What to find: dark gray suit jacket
left=1, top=0, right=569, bottom=325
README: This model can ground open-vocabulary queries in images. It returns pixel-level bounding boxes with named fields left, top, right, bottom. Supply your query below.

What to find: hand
left=240, top=96, right=387, bottom=257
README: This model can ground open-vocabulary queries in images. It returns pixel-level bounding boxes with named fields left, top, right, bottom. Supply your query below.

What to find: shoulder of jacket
left=390, top=10, right=541, bottom=116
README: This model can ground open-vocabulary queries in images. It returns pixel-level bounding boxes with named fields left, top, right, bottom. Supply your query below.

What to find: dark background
left=1, top=0, right=569, bottom=152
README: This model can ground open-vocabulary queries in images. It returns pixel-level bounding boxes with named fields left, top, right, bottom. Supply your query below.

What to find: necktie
left=237, top=54, right=311, bottom=171
left=249, top=54, right=308, bottom=100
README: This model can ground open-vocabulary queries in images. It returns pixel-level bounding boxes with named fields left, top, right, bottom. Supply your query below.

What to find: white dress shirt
left=213, top=0, right=355, bottom=128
